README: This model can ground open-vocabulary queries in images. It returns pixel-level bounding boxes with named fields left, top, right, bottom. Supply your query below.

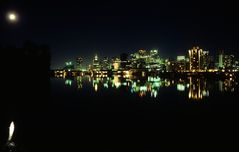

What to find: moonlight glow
left=7, top=12, right=18, bottom=22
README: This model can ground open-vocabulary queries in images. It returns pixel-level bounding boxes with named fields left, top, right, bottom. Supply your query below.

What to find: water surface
left=1, top=75, right=238, bottom=151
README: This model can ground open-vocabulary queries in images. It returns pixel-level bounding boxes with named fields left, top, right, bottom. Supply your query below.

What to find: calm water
left=1, top=75, right=239, bottom=151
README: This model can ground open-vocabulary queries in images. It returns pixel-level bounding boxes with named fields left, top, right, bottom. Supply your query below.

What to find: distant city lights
left=53, top=46, right=238, bottom=100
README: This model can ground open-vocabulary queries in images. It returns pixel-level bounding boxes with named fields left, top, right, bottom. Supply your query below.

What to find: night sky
left=0, top=0, right=238, bottom=68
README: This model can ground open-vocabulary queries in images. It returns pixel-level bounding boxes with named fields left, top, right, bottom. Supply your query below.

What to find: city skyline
left=59, top=46, right=238, bottom=69
left=1, top=1, right=239, bottom=151
left=1, top=0, right=239, bottom=69
left=59, top=46, right=239, bottom=72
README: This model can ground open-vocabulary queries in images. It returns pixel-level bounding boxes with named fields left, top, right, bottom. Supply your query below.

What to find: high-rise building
left=130, top=49, right=162, bottom=69
left=92, top=54, right=100, bottom=70
left=201, top=51, right=210, bottom=70
left=148, top=50, right=161, bottom=69
left=165, top=58, right=176, bottom=72
left=218, top=50, right=224, bottom=69
left=224, top=54, right=235, bottom=70
left=64, top=61, right=74, bottom=71
left=188, top=47, right=203, bottom=72
left=176, top=56, right=186, bottom=72
left=101, top=57, right=111, bottom=70
left=112, top=57, right=121, bottom=71
left=130, top=50, right=149, bottom=69
left=218, top=51, right=236, bottom=71
left=76, top=57, right=83, bottom=70
left=199, top=51, right=215, bottom=71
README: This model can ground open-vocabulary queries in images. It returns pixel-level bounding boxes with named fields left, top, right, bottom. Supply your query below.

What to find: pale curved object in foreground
left=8, top=121, right=14, bottom=141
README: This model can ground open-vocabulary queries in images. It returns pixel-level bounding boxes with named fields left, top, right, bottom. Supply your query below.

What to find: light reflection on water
left=64, top=75, right=238, bottom=100
left=1, top=75, right=238, bottom=151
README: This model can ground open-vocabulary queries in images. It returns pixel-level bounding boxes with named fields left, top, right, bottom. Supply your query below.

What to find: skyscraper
left=92, top=54, right=100, bottom=71
left=218, top=51, right=236, bottom=71
left=76, top=57, right=83, bottom=70
left=224, top=54, right=235, bottom=70
left=201, top=51, right=211, bottom=71
left=176, top=56, right=186, bottom=72
left=218, top=50, right=224, bottom=69
left=188, top=47, right=203, bottom=72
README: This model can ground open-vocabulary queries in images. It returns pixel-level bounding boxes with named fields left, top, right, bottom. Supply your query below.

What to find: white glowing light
left=8, top=121, right=15, bottom=141
left=7, top=12, right=18, bottom=23
left=9, top=14, right=16, bottom=20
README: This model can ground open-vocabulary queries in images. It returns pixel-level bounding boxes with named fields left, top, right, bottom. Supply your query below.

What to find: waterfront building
left=92, top=54, right=100, bottom=71
left=64, top=61, right=74, bottom=71
left=76, top=57, right=83, bottom=71
left=165, top=58, right=176, bottom=72
left=224, top=54, right=235, bottom=71
left=112, top=57, right=121, bottom=71
left=188, top=47, right=203, bottom=72
left=101, top=57, right=111, bottom=70
left=218, top=50, right=224, bottom=69
left=176, top=56, right=186, bottom=72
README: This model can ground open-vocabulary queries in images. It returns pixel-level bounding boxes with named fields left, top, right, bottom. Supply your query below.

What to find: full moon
left=7, top=12, right=18, bottom=22
left=9, top=14, right=16, bottom=20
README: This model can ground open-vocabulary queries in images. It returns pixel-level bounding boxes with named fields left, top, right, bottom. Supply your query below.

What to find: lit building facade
left=130, top=49, right=162, bottom=69
left=130, top=49, right=148, bottom=68
left=147, top=50, right=162, bottom=69
left=101, top=57, right=111, bottom=70
left=64, top=61, right=74, bottom=71
left=188, top=47, right=203, bottom=72
left=92, top=55, right=100, bottom=71
left=176, top=56, right=186, bottom=72
left=218, top=50, right=224, bottom=69
left=165, top=58, right=176, bottom=72
left=224, top=54, right=235, bottom=71
left=201, top=51, right=211, bottom=70
left=76, top=57, right=83, bottom=70
left=112, top=57, right=121, bottom=71
left=218, top=51, right=236, bottom=71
